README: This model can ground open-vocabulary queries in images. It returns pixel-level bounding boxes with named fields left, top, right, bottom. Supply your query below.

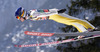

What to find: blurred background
left=0, top=0, right=100, bottom=52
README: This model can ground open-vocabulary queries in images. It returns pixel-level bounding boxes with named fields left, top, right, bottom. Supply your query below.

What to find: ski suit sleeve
left=36, top=8, right=58, bottom=17
left=29, top=9, right=58, bottom=20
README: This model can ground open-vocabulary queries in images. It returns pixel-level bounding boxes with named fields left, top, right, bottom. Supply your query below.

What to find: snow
left=0, top=0, right=96, bottom=52
left=0, top=0, right=68, bottom=52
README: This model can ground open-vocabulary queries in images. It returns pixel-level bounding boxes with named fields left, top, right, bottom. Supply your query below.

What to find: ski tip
left=14, top=45, right=18, bottom=47
left=24, top=31, right=29, bottom=33
left=14, top=45, right=21, bottom=47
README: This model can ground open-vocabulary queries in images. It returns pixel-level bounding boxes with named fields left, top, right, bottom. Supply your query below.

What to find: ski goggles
left=16, top=16, right=21, bottom=20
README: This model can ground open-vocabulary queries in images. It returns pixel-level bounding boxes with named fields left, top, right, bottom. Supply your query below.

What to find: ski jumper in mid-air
left=15, top=7, right=96, bottom=33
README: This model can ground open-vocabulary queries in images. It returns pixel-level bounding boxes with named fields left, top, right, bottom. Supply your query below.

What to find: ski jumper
left=28, top=9, right=95, bottom=32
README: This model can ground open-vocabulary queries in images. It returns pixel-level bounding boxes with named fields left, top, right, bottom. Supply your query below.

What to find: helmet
left=15, top=7, right=27, bottom=20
